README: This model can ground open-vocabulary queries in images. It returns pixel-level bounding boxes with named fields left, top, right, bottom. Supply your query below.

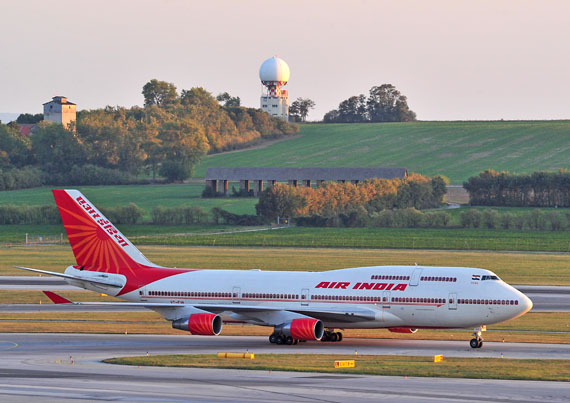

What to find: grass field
left=105, top=354, right=570, bottom=382
left=197, top=121, right=570, bottom=184
left=0, top=184, right=257, bottom=219
left=129, top=227, right=570, bottom=253
left=2, top=245, right=568, bottom=285
left=1, top=224, right=569, bottom=253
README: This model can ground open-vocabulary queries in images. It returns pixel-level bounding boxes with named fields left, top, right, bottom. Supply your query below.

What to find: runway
left=0, top=333, right=568, bottom=402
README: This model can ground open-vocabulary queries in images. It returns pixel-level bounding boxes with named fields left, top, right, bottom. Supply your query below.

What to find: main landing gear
left=470, top=326, right=486, bottom=349
left=321, top=330, right=343, bottom=343
left=269, top=333, right=299, bottom=345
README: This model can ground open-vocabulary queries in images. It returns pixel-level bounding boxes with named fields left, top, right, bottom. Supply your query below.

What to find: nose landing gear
left=470, top=326, right=486, bottom=348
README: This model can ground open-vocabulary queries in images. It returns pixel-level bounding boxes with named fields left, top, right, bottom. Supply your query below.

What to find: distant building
left=43, top=96, right=76, bottom=129
left=205, top=167, right=408, bottom=196
left=17, top=123, right=38, bottom=136
left=259, top=57, right=290, bottom=120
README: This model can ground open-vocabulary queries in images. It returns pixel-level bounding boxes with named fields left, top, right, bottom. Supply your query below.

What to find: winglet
left=42, top=291, right=72, bottom=304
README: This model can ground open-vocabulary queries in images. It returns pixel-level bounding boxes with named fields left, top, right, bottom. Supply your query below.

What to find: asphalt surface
left=0, top=333, right=568, bottom=402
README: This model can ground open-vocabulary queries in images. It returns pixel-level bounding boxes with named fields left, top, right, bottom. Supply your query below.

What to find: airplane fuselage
left=65, top=264, right=531, bottom=330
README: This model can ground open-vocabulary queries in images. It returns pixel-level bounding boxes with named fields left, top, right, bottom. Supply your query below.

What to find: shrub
left=294, top=215, right=330, bottom=227
left=369, top=210, right=395, bottom=228
left=424, top=211, right=450, bottom=228
left=0, top=167, right=43, bottom=191
left=500, top=213, right=514, bottom=229
left=212, top=207, right=265, bottom=225
left=460, top=209, right=482, bottom=228
left=513, top=214, right=525, bottom=230
left=159, top=161, right=192, bottom=183
left=526, top=210, right=547, bottom=230
left=0, top=204, right=61, bottom=224
left=45, top=164, right=138, bottom=186
left=481, top=209, right=499, bottom=229
left=201, top=186, right=225, bottom=198
left=547, top=211, right=567, bottom=231
left=394, top=208, right=425, bottom=228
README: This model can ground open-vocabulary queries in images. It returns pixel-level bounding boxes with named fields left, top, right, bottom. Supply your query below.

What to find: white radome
left=259, top=56, right=290, bottom=83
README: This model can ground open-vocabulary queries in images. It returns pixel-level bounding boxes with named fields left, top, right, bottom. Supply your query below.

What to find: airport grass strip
left=105, top=353, right=570, bottom=382
left=131, top=227, right=570, bottom=253
left=2, top=225, right=570, bottom=253
left=2, top=245, right=569, bottom=285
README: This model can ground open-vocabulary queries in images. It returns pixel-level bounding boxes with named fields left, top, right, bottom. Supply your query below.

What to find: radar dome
left=259, top=56, right=290, bottom=83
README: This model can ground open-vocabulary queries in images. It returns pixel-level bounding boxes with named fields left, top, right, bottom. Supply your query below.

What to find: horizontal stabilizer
left=42, top=291, right=72, bottom=304
left=14, top=266, right=123, bottom=288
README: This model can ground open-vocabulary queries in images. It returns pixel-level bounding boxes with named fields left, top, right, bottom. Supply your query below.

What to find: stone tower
left=43, top=96, right=76, bottom=129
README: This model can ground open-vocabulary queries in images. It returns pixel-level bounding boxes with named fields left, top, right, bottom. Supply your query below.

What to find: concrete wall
left=260, top=95, right=289, bottom=120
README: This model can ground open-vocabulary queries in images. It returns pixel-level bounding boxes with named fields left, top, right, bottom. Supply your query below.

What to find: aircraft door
left=232, top=287, right=241, bottom=304
left=301, top=288, right=309, bottom=306
left=410, top=268, right=422, bottom=286
left=382, top=291, right=391, bottom=308
left=448, top=293, right=457, bottom=310
left=139, top=286, right=148, bottom=302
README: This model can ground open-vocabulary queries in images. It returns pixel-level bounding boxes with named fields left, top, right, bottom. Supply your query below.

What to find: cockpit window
left=481, top=275, right=500, bottom=281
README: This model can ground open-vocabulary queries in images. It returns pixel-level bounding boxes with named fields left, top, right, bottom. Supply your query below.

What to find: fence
left=25, top=233, right=67, bottom=246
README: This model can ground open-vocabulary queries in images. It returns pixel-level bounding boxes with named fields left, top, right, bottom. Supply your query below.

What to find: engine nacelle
left=172, top=313, right=222, bottom=336
left=279, top=318, right=324, bottom=340
left=388, top=327, right=418, bottom=334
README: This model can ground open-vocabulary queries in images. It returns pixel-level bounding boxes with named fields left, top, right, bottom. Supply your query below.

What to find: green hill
left=196, top=121, right=570, bottom=184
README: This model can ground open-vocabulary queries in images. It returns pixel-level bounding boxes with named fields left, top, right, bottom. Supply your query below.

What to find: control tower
left=259, top=56, right=290, bottom=120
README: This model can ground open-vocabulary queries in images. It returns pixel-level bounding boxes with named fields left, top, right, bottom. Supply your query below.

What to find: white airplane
left=18, top=189, right=532, bottom=348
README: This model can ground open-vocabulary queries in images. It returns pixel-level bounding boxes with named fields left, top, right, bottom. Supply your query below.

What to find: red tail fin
left=52, top=189, right=156, bottom=269
left=53, top=189, right=189, bottom=295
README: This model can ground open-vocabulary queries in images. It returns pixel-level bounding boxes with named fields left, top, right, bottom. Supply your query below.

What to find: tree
left=216, top=92, right=241, bottom=107
left=256, top=184, right=306, bottom=221
left=289, top=98, right=316, bottom=122
left=158, top=118, right=209, bottom=182
left=142, top=79, right=178, bottom=107
left=31, top=123, right=85, bottom=174
left=16, top=113, right=43, bottom=124
left=0, top=124, right=31, bottom=168
left=367, top=84, right=416, bottom=122
left=323, top=84, right=416, bottom=123
left=180, top=87, right=218, bottom=108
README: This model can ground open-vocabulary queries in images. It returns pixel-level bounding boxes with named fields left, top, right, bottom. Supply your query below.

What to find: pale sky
left=1, top=0, right=569, bottom=121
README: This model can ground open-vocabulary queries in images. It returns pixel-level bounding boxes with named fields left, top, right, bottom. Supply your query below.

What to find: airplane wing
left=40, top=291, right=378, bottom=323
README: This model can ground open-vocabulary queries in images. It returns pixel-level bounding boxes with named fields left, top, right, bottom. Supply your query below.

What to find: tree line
left=3, top=201, right=568, bottom=232
left=255, top=174, right=447, bottom=221
left=323, top=84, right=416, bottom=123
left=464, top=170, right=570, bottom=207
left=0, top=80, right=298, bottom=188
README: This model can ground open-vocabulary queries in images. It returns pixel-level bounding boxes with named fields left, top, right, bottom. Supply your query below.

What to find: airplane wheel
left=477, top=340, right=483, bottom=348
left=285, top=336, right=293, bottom=345
left=336, top=332, right=343, bottom=342
left=293, top=339, right=299, bottom=345
left=269, top=334, right=277, bottom=344
left=330, top=332, right=338, bottom=342
left=275, top=335, right=284, bottom=345
left=321, top=332, right=329, bottom=342
left=469, top=338, right=479, bottom=349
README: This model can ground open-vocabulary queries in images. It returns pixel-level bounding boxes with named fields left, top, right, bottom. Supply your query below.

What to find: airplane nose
left=520, top=293, right=533, bottom=314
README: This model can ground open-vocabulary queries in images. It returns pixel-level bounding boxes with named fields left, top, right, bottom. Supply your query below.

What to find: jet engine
left=279, top=318, right=324, bottom=340
left=172, top=313, right=222, bottom=336
left=388, top=327, right=418, bottom=334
